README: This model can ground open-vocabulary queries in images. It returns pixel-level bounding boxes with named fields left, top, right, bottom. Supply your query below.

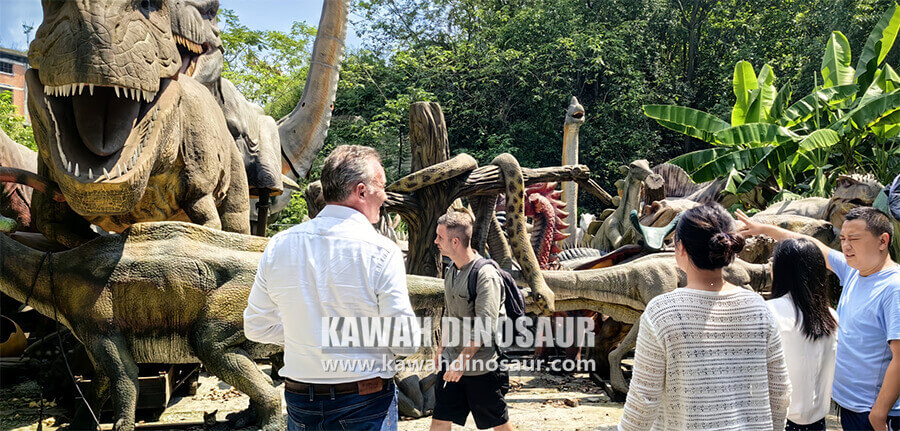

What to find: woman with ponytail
left=619, top=204, right=791, bottom=431
left=767, top=239, right=838, bottom=430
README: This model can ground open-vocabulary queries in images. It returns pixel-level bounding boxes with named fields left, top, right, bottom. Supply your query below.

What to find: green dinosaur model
left=26, top=0, right=250, bottom=248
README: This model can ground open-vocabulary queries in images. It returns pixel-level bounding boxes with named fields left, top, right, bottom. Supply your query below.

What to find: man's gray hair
left=321, top=145, right=382, bottom=203
left=437, top=210, right=474, bottom=247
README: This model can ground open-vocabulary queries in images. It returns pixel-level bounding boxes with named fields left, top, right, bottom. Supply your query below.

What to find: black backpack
left=465, top=258, right=527, bottom=323
left=465, top=258, right=522, bottom=395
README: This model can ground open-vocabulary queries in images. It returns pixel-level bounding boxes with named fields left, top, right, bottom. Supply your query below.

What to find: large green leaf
left=714, top=123, right=799, bottom=147
left=643, top=105, right=730, bottom=143
left=798, top=129, right=841, bottom=152
left=855, top=3, right=900, bottom=79
left=691, top=146, right=771, bottom=182
left=746, top=64, right=777, bottom=123
left=842, top=90, right=900, bottom=130
left=869, top=103, right=900, bottom=137
left=770, top=82, right=792, bottom=121
left=732, top=61, right=759, bottom=126
left=735, top=141, right=801, bottom=193
left=821, top=32, right=855, bottom=88
left=668, top=148, right=735, bottom=173
left=779, top=84, right=858, bottom=127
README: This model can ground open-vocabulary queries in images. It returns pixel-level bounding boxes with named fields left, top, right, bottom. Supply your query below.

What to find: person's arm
left=243, top=248, right=285, bottom=345
left=870, top=287, right=900, bottom=431
left=870, top=340, right=900, bottom=431
left=375, top=247, right=421, bottom=357
left=618, top=315, right=664, bottom=431
left=765, top=311, right=791, bottom=431
left=444, top=267, right=502, bottom=382
left=735, top=209, right=834, bottom=271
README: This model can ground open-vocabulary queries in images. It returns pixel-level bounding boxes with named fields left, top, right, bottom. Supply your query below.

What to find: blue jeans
left=838, top=405, right=900, bottom=431
left=286, top=381, right=398, bottom=431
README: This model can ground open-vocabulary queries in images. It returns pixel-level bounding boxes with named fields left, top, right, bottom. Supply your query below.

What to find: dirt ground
left=1, top=364, right=841, bottom=431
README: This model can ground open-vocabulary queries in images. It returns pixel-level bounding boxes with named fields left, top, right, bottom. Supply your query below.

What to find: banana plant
left=644, top=2, right=900, bottom=199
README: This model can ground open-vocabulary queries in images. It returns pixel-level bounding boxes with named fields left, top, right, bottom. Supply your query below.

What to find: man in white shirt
left=244, top=145, right=419, bottom=431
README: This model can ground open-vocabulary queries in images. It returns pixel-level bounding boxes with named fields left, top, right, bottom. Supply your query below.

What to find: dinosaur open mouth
left=175, top=34, right=210, bottom=77
left=30, top=70, right=169, bottom=184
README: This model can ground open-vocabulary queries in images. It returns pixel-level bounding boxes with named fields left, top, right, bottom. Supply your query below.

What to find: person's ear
left=356, top=183, right=366, bottom=199
left=880, top=232, right=890, bottom=250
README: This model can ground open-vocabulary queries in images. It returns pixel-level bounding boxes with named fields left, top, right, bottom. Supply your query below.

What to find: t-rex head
left=27, top=0, right=182, bottom=215
left=169, top=0, right=223, bottom=85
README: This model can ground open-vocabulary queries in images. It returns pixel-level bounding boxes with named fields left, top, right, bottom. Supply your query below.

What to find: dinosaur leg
left=71, top=367, right=110, bottom=429
left=608, top=319, right=639, bottom=396
left=219, top=145, right=251, bottom=234
left=82, top=333, right=140, bottom=431
left=189, top=325, right=282, bottom=431
left=491, top=153, right=555, bottom=314
left=183, top=194, right=223, bottom=230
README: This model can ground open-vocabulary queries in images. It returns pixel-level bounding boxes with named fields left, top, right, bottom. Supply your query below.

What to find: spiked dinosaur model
left=26, top=0, right=251, bottom=247
left=560, top=97, right=584, bottom=247
left=524, top=182, right=570, bottom=269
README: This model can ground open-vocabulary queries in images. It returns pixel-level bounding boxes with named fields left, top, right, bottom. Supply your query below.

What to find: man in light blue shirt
left=739, top=207, right=900, bottom=431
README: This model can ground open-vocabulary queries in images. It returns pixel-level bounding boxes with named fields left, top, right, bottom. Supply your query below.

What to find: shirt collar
left=317, top=204, right=373, bottom=228
left=455, top=253, right=484, bottom=271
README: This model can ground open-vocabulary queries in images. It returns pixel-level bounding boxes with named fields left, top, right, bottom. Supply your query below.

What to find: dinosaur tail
left=0, top=167, right=65, bottom=202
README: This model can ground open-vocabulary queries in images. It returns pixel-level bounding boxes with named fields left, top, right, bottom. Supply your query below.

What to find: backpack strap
left=466, top=257, right=490, bottom=303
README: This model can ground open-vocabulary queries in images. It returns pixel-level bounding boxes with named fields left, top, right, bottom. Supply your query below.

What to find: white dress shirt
left=766, top=294, right=838, bottom=425
left=244, top=204, right=419, bottom=383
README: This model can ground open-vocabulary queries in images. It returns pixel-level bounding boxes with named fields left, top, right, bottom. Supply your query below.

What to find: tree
left=0, top=92, right=35, bottom=151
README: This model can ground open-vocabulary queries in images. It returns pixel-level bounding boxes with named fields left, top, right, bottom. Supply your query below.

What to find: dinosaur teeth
left=152, top=107, right=159, bottom=120
left=103, top=167, right=110, bottom=180
left=117, top=164, right=124, bottom=176
left=89, top=84, right=94, bottom=96
left=88, top=168, right=93, bottom=180
left=67, top=161, right=72, bottom=173
left=114, top=86, right=120, bottom=98
left=74, top=163, right=79, bottom=177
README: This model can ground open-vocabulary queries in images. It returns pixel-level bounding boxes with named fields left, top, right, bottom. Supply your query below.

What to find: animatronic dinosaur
left=0, top=222, right=443, bottom=430
left=754, top=173, right=884, bottom=230
left=169, top=0, right=282, bottom=203
left=540, top=252, right=772, bottom=395
left=560, top=96, right=584, bottom=247
left=524, top=182, right=570, bottom=269
left=587, top=159, right=664, bottom=251
left=0, top=129, right=38, bottom=231
left=168, top=0, right=349, bottom=229
left=26, top=0, right=250, bottom=247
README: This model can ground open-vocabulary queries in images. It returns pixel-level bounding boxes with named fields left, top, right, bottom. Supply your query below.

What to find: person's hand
left=869, top=407, right=889, bottom=431
left=735, top=209, right=768, bottom=237
left=443, top=360, right=464, bottom=383
left=433, top=348, right=443, bottom=371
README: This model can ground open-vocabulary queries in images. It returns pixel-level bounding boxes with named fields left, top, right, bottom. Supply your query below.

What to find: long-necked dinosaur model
left=589, top=159, right=664, bottom=251
left=560, top=96, right=584, bottom=247
left=26, top=0, right=250, bottom=248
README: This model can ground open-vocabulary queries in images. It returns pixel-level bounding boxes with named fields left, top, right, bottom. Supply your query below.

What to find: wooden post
left=402, top=102, right=457, bottom=277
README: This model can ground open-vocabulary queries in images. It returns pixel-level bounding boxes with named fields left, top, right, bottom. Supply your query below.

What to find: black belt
left=285, top=377, right=392, bottom=396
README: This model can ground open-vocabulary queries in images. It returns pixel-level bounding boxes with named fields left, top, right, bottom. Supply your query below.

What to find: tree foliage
left=0, top=92, right=36, bottom=151
left=219, top=0, right=900, bottom=215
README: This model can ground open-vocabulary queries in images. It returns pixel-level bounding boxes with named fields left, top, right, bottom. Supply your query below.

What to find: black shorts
left=433, top=370, right=509, bottom=429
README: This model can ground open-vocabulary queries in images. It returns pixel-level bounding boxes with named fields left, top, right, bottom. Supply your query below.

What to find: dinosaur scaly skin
left=524, top=182, right=569, bottom=269
left=27, top=0, right=250, bottom=247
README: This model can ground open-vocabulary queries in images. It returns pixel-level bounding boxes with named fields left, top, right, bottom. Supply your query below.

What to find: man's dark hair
left=845, top=206, right=893, bottom=243
left=320, top=145, right=382, bottom=203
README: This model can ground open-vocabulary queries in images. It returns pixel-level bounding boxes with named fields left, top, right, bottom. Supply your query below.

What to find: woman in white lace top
left=619, top=204, right=791, bottom=431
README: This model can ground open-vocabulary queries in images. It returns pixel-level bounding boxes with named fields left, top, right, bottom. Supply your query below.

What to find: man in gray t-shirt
left=431, top=210, right=513, bottom=431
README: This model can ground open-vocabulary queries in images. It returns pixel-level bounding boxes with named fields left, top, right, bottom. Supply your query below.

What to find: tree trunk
left=403, top=102, right=457, bottom=277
